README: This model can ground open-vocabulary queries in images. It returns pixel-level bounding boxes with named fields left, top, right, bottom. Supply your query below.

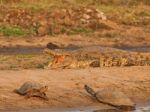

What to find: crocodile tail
left=84, top=85, right=96, bottom=97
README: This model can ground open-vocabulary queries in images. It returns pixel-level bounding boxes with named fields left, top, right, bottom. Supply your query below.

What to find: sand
left=0, top=66, right=150, bottom=111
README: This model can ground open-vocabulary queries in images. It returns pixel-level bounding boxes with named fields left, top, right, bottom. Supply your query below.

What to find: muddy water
left=119, top=47, right=150, bottom=52
left=0, top=47, right=45, bottom=55
left=0, top=46, right=150, bottom=55
left=134, top=104, right=150, bottom=112
left=3, top=104, right=150, bottom=112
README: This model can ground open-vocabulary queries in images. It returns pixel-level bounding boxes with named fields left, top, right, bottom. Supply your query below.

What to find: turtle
left=14, top=81, right=48, bottom=100
left=84, top=85, right=136, bottom=111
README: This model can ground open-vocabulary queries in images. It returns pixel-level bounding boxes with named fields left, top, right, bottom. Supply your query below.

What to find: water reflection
left=4, top=105, right=150, bottom=112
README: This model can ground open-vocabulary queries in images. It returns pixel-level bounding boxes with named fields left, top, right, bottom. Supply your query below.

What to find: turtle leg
left=24, top=90, right=33, bottom=99
left=24, top=88, right=48, bottom=100
left=39, top=86, right=48, bottom=100
left=39, top=92, right=49, bottom=101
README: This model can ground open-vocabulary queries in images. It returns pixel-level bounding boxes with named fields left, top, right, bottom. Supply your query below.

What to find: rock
left=83, top=14, right=91, bottom=20
left=37, top=26, right=49, bottom=36
left=46, top=42, right=60, bottom=50
left=97, top=12, right=107, bottom=20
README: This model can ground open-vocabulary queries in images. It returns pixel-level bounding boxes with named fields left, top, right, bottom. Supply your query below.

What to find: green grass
left=0, top=25, right=38, bottom=37
left=0, top=25, right=28, bottom=37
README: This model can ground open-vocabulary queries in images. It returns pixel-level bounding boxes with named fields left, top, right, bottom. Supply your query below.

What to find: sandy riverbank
left=0, top=66, right=150, bottom=111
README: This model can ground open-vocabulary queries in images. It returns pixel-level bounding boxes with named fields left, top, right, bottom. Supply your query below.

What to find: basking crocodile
left=44, top=46, right=150, bottom=69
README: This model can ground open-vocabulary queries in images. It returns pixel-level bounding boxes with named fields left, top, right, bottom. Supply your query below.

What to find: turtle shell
left=16, top=81, right=45, bottom=95
left=95, top=88, right=135, bottom=111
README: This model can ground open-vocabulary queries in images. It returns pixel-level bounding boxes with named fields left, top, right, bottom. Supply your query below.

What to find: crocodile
left=44, top=46, right=150, bottom=69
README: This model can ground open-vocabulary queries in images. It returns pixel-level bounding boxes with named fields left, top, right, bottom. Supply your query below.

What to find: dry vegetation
left=0, top=0, right=149, bottom=37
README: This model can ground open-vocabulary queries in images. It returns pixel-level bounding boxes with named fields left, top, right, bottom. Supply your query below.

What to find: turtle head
left=40, top=86, right=48, bottom=93
left=13, top=89, right=19, bottom=94
left=84, top=85, right=96, bottom=97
